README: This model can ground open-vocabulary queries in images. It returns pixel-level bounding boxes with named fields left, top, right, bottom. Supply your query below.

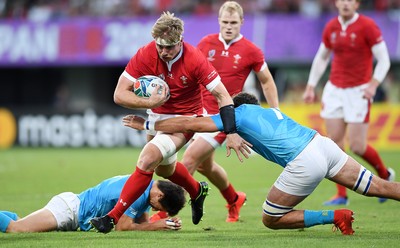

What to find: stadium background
left=0, top=0, right=400, bottom=150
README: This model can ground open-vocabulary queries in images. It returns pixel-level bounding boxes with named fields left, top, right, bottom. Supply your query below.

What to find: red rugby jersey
left=198, top=34, right=266, bottom=114
left=125, top=41, right=219, bottom=115
left=322, top=14, right=383, bottom=88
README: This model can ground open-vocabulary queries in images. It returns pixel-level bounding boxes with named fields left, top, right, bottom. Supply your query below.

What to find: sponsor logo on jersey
left=221, top=50, right=229, bottom=57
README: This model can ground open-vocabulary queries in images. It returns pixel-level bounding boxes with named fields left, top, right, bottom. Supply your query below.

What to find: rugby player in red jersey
left=303, top=0, right=394, bottom=205
left=181, top=1, right=279, bottom=222
left=90, top=11, right=251, bottom=233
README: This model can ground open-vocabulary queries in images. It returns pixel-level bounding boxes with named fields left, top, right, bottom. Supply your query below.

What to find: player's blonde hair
left=151, top=11, right=183, bottom=46
left=219, top=1, right=244, bottom=20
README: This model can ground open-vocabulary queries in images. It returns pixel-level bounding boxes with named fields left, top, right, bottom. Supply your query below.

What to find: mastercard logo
left=0, top=108, right=16, bottom=149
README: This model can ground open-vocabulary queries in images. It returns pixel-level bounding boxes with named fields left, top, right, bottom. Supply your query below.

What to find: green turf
left=0, top=147, right=399, bottom=248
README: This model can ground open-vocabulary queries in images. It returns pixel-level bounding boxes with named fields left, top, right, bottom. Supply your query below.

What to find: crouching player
left=0, top=176, right=185, bottom=233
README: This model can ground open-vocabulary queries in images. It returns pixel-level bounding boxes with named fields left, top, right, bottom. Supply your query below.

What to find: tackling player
left=122, top=92, right=400, bottom=235
left=90, top=11, right=250, bottom=233
left=302, top=0, right=394, bottom=205
left=150, top=1, right=279, bottom=223
left=0, top=176, right=185, bottom=233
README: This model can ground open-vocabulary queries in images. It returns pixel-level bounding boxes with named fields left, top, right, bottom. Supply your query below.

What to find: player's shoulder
left=200, top=33, right=219, bottom=42
left=183, top=42, right=207, bottom=60
left=239, top=36, right=262, bottom=51
left=198, top=34, right=219, bottom=48
left=137, top=41, right=158, bottom=59
left=325, top=16, right=339, bottom=28
left=357, top=14, right=378, bottom=25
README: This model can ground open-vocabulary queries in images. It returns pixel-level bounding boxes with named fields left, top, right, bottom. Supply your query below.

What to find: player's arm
left=363, top=41, right=391, bottom=100
left=113, top=73, right=168, bottom=110
left=114, top=213, right=181, bottom=231
left=209, top=82, right=251, bottom=161
left=123, top=114, right=252, bottom=161
left=255, top=64, right=279, bottom=108
left=303, top=43, right=331, bottom=103
left=123, top=115, right=218, bottom=133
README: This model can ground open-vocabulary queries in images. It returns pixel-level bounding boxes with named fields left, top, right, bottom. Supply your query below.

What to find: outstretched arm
left=122, top=115, right=252, bottom=161
left=122, top=115, right=218, bottom=133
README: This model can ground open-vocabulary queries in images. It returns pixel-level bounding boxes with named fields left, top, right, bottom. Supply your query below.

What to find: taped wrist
left=143, top=120, right=155, bottom=131
left=219, top=104, right=237, bottom=134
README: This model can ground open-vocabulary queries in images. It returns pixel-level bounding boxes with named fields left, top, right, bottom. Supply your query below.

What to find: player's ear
left=157, top=192, right=164, bottom=201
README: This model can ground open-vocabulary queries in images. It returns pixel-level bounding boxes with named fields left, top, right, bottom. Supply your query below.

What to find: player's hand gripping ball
left=133, top=75, right=170, bottom=100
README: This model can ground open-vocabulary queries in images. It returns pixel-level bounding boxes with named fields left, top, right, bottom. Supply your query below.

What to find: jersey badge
left=207, top=50, right=216, bottom=61
left=330, top=32, right=337, bottom=44
left=180, top=75, right=188, bottom=86
left=350, top=33, right=356, bottom=46
left=233, top=54, right=242, bottom=64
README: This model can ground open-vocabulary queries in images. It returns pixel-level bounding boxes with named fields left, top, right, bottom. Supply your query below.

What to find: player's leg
left=92, top=133, right=181, bottom=233
left=347, top=123, right=394, bottom=202
left=347, top=122, right=392, bottom=178
left=183, top=133, right=246, bottom=222
left=329, top=156, right=400, bottom=201
left=5, top=192, right=80, bottom=233
left=344, top=83, right=395, bottom=202
left=196, top=155, right=246, bottom=222
left=262, top=134, right=355, bottom=235
left=323, top=118, right=348, bottom=205
left=181, top=135, right=216, bottom=174
left=2, top=209, right=57, bottom=233
left=262, top=186, right=353, bottom=235
left=105, top=141, right=163, bottom=223
left=320, top=82, right=349, bottom=205
left=154, top=132, right=209, bottom=225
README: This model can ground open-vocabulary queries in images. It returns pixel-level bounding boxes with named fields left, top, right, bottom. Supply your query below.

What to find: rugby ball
left=133, top=75, right=170, bottom=99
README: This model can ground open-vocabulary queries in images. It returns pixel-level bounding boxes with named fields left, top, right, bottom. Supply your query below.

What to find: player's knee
left=349, top=142, right=364, bottom=155
left=181, top=155, right=199, bottom=173
left=196, top=161, right=212, bottom=174
left=155, top=165, right=174, bottom=178
left=262, top=214, right=280, bottom=229
left=137, top=154, right=162, bottom=171
left=261, top=200, right=292, bottom=229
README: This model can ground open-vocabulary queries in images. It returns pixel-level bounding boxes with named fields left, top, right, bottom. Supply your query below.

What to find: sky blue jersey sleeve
left=211, top=105, right=317, bottom=167
left=77, top=176, right=152, bottom=231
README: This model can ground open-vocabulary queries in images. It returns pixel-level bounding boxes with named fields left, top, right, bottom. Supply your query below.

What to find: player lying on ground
left=0, top=176, right=185, bottom=233
left=122, top=92, right=400, bottom=235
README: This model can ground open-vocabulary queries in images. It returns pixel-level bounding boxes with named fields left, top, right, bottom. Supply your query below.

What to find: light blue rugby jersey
left=211, top=104, right=317, bottom=167
left=77, top=176, right=152, bottom=231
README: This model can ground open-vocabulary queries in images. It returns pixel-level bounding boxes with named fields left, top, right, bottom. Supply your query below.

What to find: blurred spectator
left=3, top=0, right=400, bottom=20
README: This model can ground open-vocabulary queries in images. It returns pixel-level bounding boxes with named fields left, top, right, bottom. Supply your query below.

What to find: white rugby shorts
left=273, top=134, right=348, bottom=196
left=193, top=132, right=223, bottom=149
left=320, top=81, right=371, bottom=123
left=44, top=192, right=80, bottom=231
left=146, top=110, right=184, bottom=136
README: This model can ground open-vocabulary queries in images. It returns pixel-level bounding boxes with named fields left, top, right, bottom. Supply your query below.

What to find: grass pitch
left=0, top=147, right=399, bottom=248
